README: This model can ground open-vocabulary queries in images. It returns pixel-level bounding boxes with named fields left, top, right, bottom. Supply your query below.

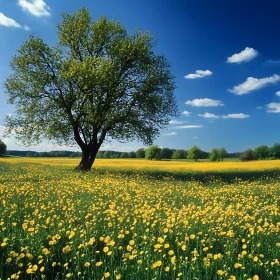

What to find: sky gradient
left=1, top=0, right=280, bottom=152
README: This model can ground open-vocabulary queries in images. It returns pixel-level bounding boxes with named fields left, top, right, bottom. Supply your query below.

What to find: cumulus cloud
left=227, top=47, right=258, bottom=64
left=169, top=120, right=183, bottom=125
left=18, top=0, right=50, bottom=17
left=186, top=98, right=224, bottom=107
left=184, top=70, right=212, bottom=79
left=228, top=74, right=280, bottom=95
left=163, top=132, right=177, bottom=136
left=267, top=103, right=280, bottom=113
left=276, top=91, right=280, bottom=96
left=221, top=113, right=249, bottom=119
left=174, top=125, right=203, bottom=129
left=0, top=12, right=30, bottom=31
left=181, top=110, right=191, bottom=116
left=0, top=12, right=21, bottom=28
left=198, top=112, right=219, bottom=119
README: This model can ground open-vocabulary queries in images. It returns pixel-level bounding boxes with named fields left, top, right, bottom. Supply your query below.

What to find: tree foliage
left=0, top=140, right=7, bottom=156
left=136, top=148, right=145, bottom=158
left=4, top=8, right=178, bottom=171
left=254, top=145, right=269, bottom=160
left=240, top=149, right=254, bottom=161
left=209, top=148, right=219, bottom=161
left=269, top=143, right=280, bottom=159
left=187, top=146, right=201, bottom=162
left=145, top=145, right=161, bottom=160
left=218, top=148, right=227, bottom=161
left=160, top=147, right=173, bottom=159
left=172, top=149, right=186, bottom=159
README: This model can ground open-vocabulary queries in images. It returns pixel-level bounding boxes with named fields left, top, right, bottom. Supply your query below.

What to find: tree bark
left=75, top=145, right=99, bottom=171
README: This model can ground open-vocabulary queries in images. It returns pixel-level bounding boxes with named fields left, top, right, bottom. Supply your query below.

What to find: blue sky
left=1, top=0, right=280, bottom=152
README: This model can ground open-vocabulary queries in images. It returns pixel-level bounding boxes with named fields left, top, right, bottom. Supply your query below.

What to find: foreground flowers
left=0, top=162, right=279, bottom=279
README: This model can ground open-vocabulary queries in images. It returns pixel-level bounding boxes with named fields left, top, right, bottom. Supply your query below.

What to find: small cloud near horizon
left=181, top=110, right=191, bottom=116
left=267, top=103, right=280, bottom=113
left=163, top=132, right=177, bottom=136
left=173, top=125, right=203, bottom=129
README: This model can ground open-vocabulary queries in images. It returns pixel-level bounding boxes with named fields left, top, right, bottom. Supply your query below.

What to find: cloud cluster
left=199, top=112, right=249, bottom=119
left=186, top=98, right=224, bottom=107
left=227, top=47, right=258, bottom=64
left=18, top=0, right=50, bottom=17
left=169, top=120, right=183, bottom=125
left=184, top=70, right=212, bottom=79
left=181, top=110, right=191, bottom=116
left=228, top=74, right=280, bottom=95
left=267, top=103, right=280, bottom=113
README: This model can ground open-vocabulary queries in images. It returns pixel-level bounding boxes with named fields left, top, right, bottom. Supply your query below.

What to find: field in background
left=0, top=160, right=279, bottom=279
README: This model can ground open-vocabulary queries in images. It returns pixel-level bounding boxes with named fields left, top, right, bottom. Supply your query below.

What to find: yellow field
left=1, top=157, right=280, bottom=172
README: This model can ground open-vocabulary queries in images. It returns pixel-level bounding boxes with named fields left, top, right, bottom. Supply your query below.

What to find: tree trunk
left=75, top=145, right=99, bottom=171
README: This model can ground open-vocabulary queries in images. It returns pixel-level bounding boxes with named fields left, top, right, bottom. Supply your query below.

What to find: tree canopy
left=145, top=145, right=161, bottom=160
left=4, top=8, right=178, bottom=171
left=187, top=146, right=201, bottom=162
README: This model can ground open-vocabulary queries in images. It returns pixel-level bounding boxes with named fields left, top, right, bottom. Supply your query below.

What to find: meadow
left=0, top=158, right=279, bottom=280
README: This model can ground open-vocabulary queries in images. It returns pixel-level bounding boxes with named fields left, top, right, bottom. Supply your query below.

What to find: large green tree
left=4, top=8, right=178, bottom=171
left=254, top=145, right=269, bottom=160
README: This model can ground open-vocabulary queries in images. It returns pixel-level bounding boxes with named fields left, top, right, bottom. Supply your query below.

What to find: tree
left=0, top=140, right=7, bottom=156
left=209, top=148, right=219, bottom=161
left=270, top=143, right=280, bottom=159
left=145, top=145, right=161, bottom=160
left=4, top=8, right=178, bottom=171
left=254, top=145, right=269, bottom=160
left=128, top=151, right=136, bottom=158
left=172, top=149, right=186, bottom=159
left=160, top=147, right=173, bottom=159
left=240, top=149, right=254, bottom=161
left=136, top=148, right=145, bottom=158
left=120, top=152, right=129, bottom=158
left=187, top=146, right=201, bottom=162
left=218, top=148, right=227, bottom=161
left=103, top=151, right=112, bottom=159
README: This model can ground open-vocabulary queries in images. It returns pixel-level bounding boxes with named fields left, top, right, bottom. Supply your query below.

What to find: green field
left=0, top=159, right=279, bottom=280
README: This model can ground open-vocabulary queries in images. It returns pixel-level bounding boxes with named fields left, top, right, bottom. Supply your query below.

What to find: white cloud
left=18, top=0, right=50, bottom=17
left=227, top=47, right=258, bottom=64
left=276, top=91, right=280, bottom=96
left=23, top=25, right=30, bottom=31
left=0, top=12, right=21, bottom=28
left=181, top=110, right=191, bottom=116
left=256, top=106, right=263, bottom=109
left=228, top=74, right=280, bottom=95
left=267, top=103, right=280, bottom=113
left=174, top=125, right=203, bottom=129
left=221, top=113, right=249, bottom=119
left=163, top=132, right=177, bottom=136
left=169, top=120, right=183, bottom=125
left=198, top=112, right=219, bottom=119
left=184, top=70, right=212, bottom=79
left=186, top=98, right=224, bottom=107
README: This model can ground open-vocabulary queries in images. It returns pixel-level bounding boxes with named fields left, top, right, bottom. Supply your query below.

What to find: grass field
left=0, top=158, right=279, bottom=279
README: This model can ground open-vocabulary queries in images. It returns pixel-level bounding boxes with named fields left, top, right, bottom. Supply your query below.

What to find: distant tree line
left=4, top=141, right=280, bottom=162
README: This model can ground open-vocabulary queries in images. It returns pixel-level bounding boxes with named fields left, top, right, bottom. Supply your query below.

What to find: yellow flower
left=42, top=248, right=50, bottom=255
left=116, top=274, right=121, bottom=280
left=40, top=267, right=45, bottom=272
left=104, top=272, right=110, bottom=278
left=129, top=240, right=135, bottom=246
left=32, top=264, right=38, bottom=271
left=26, top=268, right=33, bottom=274
left=190, top=234, right=195, bottom=240
left=230, top=276, right=236, bottom=280
left=85, top=262, right=90, bottom=267
left=96, top=261, right=102, bottom=266
left=103, top=246, right=109, bottom=253
left=165, top=266, right=170, bottom=272
left=253, top=256, right=258, bottom=262
left=66, top=273, right=72, bottom=278
left=217, top=270, right=225, bottom=275
left=252, top=276, right=259, bottom=280
left=151, top=260, right=162, bottom=269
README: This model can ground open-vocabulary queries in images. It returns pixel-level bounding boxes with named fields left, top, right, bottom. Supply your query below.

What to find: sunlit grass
left=0, top=160, right=279, bottom=279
